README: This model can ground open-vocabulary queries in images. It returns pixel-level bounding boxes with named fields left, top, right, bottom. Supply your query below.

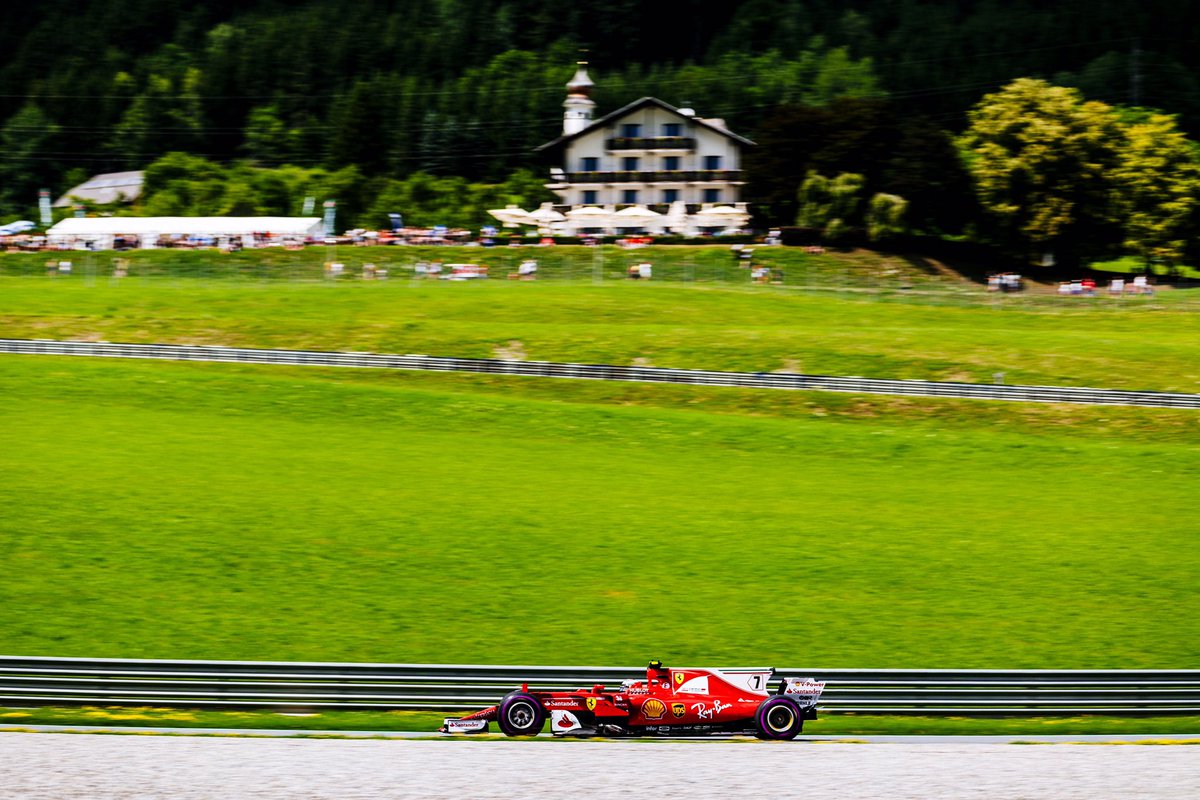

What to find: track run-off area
left=4, top=338, right=1200, bottom=408
left=3, top=732, right=1197, bottom=799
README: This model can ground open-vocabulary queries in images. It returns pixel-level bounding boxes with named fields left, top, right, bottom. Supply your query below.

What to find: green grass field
left=4, top=276, right=1200, bottom=392
left=1, top=354, right=1196, bottom=668
left=3, top=245, right=968, bottom=292
left=3, top=247, right=1198, bottom=679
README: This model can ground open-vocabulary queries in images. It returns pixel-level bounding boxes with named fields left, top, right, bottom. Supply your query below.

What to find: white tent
left=46, top=216, right=322, bottom=249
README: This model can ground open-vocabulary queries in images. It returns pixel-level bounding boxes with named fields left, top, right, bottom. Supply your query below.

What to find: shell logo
left=641, top=698, right=666, bottom=720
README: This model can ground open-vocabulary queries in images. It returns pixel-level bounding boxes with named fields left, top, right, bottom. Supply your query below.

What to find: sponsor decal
left=641, top=698, right=666, bottom=720
left=722, top=670, right=771, bottom=694
left=545, top=699, right=582, bottom=708
left=586, top=697, right=598, bottom=712
left=675, top=676, right=709, bottom=695
left=671, top=702, right=685, bottom=718
left=783, top=678, right=826, bottom=698
left=674, top=672, right=685, bottom=685
left=690, top=700, right=732, bottom=720
left=443, top=718, right=488, bottom=733
left=551, top=710, right=581, bottom=733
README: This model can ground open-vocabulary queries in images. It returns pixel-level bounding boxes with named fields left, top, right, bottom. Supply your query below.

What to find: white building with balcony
left=535, top=63, right=753, bottom=233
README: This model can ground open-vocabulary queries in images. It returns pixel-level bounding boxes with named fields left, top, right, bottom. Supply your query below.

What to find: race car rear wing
left=779, top=677, right=825, bottom=707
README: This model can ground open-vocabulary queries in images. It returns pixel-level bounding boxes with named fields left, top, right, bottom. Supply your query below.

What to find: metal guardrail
left=0, top=657, right=1196, bottom=715
left=3, top=339, right=1199, bottom=409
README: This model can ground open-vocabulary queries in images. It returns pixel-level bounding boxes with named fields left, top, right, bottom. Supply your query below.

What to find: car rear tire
left=497, top=692, right=546, bottom=737
left=754, top=696, right=803, bottom=740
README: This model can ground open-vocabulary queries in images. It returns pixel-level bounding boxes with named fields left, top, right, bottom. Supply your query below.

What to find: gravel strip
left=2, top=733, right=1197, bottom=799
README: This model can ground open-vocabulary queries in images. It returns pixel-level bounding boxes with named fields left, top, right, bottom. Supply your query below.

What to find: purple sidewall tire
left=497, top=692, right=546, bottom=737
left=755, top=696, right=802, bottom=740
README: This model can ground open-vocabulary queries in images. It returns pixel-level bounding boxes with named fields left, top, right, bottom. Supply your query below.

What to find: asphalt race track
left=3, top=734, right=1197, bottom=799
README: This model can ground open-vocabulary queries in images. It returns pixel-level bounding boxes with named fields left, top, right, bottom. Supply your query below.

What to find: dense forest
left=3, top=0, right=1200, bottom=261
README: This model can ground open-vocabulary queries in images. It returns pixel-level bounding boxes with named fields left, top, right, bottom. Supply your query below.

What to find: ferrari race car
left=440, top=660, right=825, bottom=739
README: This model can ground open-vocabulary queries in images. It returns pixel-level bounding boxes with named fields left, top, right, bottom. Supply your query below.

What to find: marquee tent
left=46, top=216, right=323, bottom=249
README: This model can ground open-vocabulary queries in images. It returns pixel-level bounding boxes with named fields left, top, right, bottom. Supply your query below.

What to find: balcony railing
left=605, top=136, right=696, bottom=150
left=566, top=170, right=743, bottom=183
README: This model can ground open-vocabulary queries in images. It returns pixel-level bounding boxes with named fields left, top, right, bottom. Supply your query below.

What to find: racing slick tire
left=754, top=696, right=804, bottom=740
left=497, top=692, right=547, bottom=737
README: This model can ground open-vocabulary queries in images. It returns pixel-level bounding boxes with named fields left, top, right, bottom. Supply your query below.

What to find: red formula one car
left=440, top=660, right=825, bottom=739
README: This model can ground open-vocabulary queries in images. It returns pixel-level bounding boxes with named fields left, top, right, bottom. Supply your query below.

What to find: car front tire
left=497, top=692, right=546, bottom=737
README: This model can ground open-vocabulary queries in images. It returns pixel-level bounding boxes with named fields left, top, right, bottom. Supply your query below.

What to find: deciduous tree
left=1111, top=111, right=1200, bottom=268
left=958, top=78, right=1124, bottom=266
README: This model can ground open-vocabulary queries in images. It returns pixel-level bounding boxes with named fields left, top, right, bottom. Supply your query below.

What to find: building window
left=581, top=157, right=598, bottom=172
left=622, top=156, right=639, bottom=171
left=582, top=190, right=597, bottom=205
left=663, top=156, right=680, bottom=171
left=621, top=123, right=641, bottom=137
left=704, top=188, right=721, bottom=203
left=623, top=189, right=639, bottom=204
left=663, top=189, right=679, bottom=203
left=704, top=155, right=722, bottom=170
left=663, top=122, right=682, bottom=137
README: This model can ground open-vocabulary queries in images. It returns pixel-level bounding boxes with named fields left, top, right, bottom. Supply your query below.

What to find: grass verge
left=2, top=706, right=1197, bottom=736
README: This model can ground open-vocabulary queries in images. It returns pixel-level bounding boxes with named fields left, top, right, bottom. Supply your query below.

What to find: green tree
left=242, top=105, right=290, bottom=165
left=1112, top=111, right=1200, bottom=268
left=806, top=46, right=880, bottom=106
left=111, top=68, right=205, bottom=168
left=866, top=193, right=908, bottom=242
left=0, top=103, right=62, bottom=215
left=958, top=78, right=1125, bottom=266
left=797, top=170, right=864, bottom=240
left=326, top=80, right=388, bottom=174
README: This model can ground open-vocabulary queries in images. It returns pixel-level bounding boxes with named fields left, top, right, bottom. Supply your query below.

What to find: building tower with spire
left=562, top=62, right=595, bottom=135
left=536, top=62, right=754, bottom=234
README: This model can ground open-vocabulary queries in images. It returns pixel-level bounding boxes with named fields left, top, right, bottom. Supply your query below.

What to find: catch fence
left=0, top=657, right=1196, bottom=715
left=4, top=339, right=1199, bottom=408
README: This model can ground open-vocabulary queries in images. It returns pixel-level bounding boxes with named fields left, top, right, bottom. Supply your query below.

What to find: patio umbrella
left=528, top=202, right=567, bottom=234
left=565, top=204, right=614, bottom=234
left=487, top=205, right=535, bottom=227
left=693, top=204, right=750, bottom=229
left=663, top=201, right=690, bottom=234
left=528, top=202, right=566, bottom=223
left=566, top=205, right=613, bottom=221
left=612, top=205, right=663, bottom=224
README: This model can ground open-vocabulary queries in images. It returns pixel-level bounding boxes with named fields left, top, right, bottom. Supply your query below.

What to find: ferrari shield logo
left=671, top=702, right=685, bottom=718
left=586, top=697, right=598, bottom=711
left=674, top=672, right=684, bottom=685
